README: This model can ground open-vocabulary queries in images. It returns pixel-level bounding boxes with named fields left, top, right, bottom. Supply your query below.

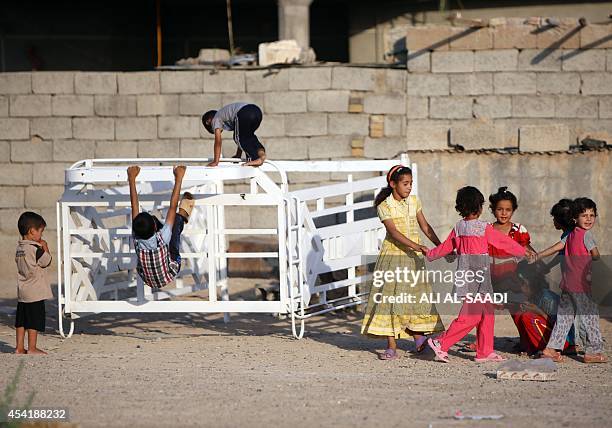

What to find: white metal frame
left=57, top=155, right=415, bottom=339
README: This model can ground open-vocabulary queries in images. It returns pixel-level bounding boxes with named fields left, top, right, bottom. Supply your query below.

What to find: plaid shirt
left=134, top=232, right=180, bottom=289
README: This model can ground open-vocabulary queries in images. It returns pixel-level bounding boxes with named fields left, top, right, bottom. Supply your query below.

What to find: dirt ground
left=0, top=278, right=610, bottom=428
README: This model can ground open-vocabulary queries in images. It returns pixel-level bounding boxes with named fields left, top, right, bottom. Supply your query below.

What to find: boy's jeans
left=168, top=214, right=185, bottom=264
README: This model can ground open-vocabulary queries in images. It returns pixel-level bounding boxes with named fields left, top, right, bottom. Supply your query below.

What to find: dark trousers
left=168, top=214, right=185, bottom=263
left=235, top=104, right=264, bottom=160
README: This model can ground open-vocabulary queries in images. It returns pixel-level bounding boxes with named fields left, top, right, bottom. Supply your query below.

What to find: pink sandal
left=474, top=352, right=507, bottom=362
left=379, top=348, right=400, bottom=360
left=427, top=338, right=450, bottom=363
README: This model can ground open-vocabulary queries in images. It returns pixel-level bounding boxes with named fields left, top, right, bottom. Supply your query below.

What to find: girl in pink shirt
left=426, top=186, right=527, bottom=363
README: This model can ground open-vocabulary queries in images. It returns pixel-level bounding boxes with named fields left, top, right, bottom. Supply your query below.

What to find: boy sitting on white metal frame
left=127, top=165, right=195, bottom=289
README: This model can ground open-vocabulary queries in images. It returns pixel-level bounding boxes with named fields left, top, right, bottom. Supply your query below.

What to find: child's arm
left=36, top=240, right=52, bottom=268
left=416, top=210, right=442, bottom=246
left=207, top=129, right=223, bottom=167
left=381, top=219, right=428, bottom=253
left=165, top=165, right=186, bottom=227
left=127, top=166, right=141, bottom=220
left=536, top=241, right=565, bottom=260
left=590, top=246, right=600, bottom=261
left=485, top=225, right=526, bottom=257
left=426, top=229, right=457, bottom=261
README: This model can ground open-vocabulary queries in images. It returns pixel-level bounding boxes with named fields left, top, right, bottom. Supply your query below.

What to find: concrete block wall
left=405, top=22, right=612, bottom=152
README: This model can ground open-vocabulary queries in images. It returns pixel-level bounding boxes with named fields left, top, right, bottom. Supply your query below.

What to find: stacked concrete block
left=519, top=124, right=570, bottom=152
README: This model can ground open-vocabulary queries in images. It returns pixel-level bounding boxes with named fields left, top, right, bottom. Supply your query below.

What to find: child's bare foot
left=14, top=348, right=27, bottom=354
left=242, top=158, right=265, bottom=167
left=27, top=348, right=47, bottom=355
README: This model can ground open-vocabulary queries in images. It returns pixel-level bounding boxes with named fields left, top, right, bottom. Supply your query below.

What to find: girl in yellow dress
left=361, top=165, right=445, bottom=360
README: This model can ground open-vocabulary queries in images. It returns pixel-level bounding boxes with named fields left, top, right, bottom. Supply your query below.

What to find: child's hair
left=132, top=212, right=157, bottom=240
left=17, top=211, right=46, bottom=237
left=489, top=186, right=518, bottom=212
left=550, top=198, right=575, bottom=231
left=374, top=165, right=412, bottom=207
left=572, top=197, right=597, bottom=218
left=201, top=110, right=217, bottom=134
left=455, top=186, right=485, bottom=217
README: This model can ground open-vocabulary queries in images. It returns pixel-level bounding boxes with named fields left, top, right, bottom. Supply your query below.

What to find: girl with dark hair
left=426, top=186, right=528, bottom=363
left=361, top=165, right=445, bottom=360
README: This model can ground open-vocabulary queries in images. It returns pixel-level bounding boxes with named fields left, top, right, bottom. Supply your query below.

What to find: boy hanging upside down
left=127, top=165, right=195, bottom=289
left=202, top=102, right=267, bottom=167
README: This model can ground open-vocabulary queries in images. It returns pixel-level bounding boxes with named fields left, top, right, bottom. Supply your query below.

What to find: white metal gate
left=56, top=155, right=415, bottom=338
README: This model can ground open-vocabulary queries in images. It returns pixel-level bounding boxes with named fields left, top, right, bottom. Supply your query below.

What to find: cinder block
left=363, top=137, right=405, bottom=158
left=204, top=70, right=245, bottom=93
left=494, top=72, right=536, bottom=94
left=536, top=25, right=580, bottom=49
left=9, top=95, right=51, bottom=116
left=137, top=140, right=180, bottom=158
left=555, top=96, right=598, bottom=118
left=160, top=71, right=202, bottom=93
left=0, top=141, right=8, bottom=159
left=285, top=113, right=327, bottom=137
left=449, top=27, right=493, bottom=50
left=245, top=69, right=289, bottom=92
left=95, top=141, right=138, bottom=158
left=600, top=97, right=612, bottom=118
left=179, top=93, right=222, bottom=116
left=512, top=95, right=555, bottom=118
left=136, top=95, right=179, bottom=116
left=519, top=124, right=570, bottom=152
left=307, top=135, right=351, bottom=159
left=406, top=26, right=453, bottom=51
left=473, top=96, right=512, bottom=118
left=384, top=115, right=405, bottom=137
left=518, top=49, right=562, bottom=72
left=536, top=72, right=580, bottom=94
left=53, top=140, right=96, bottom=161
left=289, top=68, right=331, bottom=90
left=406, top=96, right=428, bottom=119
left=432, top=51, right=474, bottom=73
left=307, top=90, right=349, bottom=112
left=0, top=187, right=24, bottom=208
left=561, top=49, right=606, bottom=71
left=257, top=114, right=285, bottom=137
left=406, top=52, right=431, bottom=72
left=328, top=114, right=369, bottom=135
left=493, top=25, right=537, bottom=49
left=0, top=163, right=33, bottom=185
left=580, top=25, right=612, bottom=49
left=450, top=73, right=492, bottom=95
left=180, top=139, right=234, bottom=158
left=607, top=49, right=612, bottom=71
left=158, top=116, right=199, bottom=138
left=430, top=97, right=473, bottom=119
left=0, top=208, right=25, bottom=231
left=32, top=72, right=74, bottom=94
left=30, top=118, right=72, bottom=139
left=0, top=96, right=7, bottom=116
left=73, top=118, right=114, bottom=140
left=363, top=93, right=406, bottom=114
left=75, top=72, right=117, bottom=94
left=331, top=67, right=382, bottom=91
left=95, top=95, right=137, bottom=116
left=115, top=117, right=157, bottom=140
left=118, top=72, right=160, bottom=94
left=474, top=50, right=518, bottom=72
left=0, top=118, right=29, bottom=139
left=221, top=93, right=263, bottom=108
left=25, top=185, right=64, bottom=208
left=259, top=137, right=307, bottom=160
left=33, top=162, right=71, bottom=185
left=348, top=93, right=363, bottom=113
left=406, top=124, right=449, bottom=150
left=450, top=121, right=505, bottom=150
left=407, top=74, right=450, bottom=96
left=0, top=73, right=31, bottom=95
left=580, top=72, right=612, bottom=95
left=52, top=95, right=94, bottom=116
left=384, top=69, right=406, bottom=92
left=11, top=138, right=52, bottom=162
left=264, top=91, right=307, bottom=113
left=369, top=115, right=384, bottom=138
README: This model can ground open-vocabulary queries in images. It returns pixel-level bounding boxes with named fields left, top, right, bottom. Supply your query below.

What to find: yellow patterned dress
left=361, top=194, right=444, bottom=338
